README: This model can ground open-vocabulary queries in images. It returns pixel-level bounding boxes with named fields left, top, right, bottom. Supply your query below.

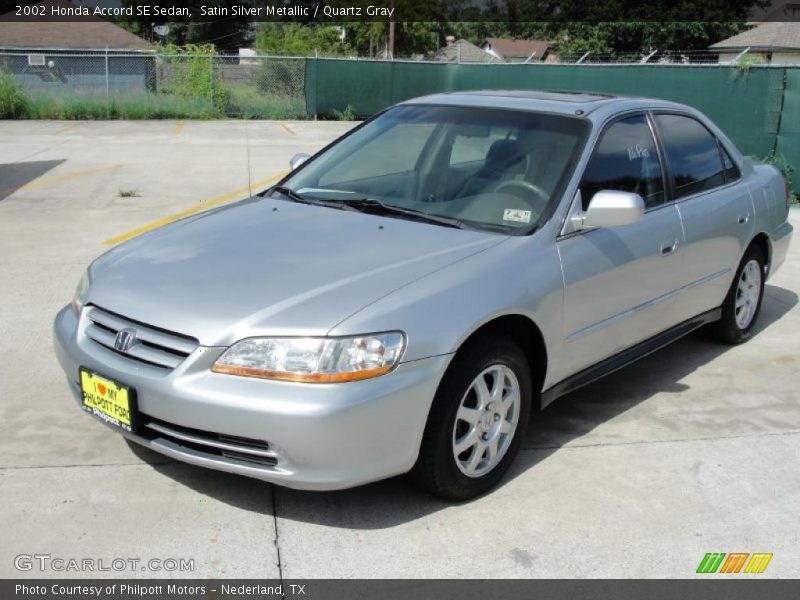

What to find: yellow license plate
left=80, top=369, right=136, bottom=432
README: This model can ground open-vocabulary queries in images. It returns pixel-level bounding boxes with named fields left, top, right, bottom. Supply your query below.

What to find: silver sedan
left=54, top=91, right=793, bottom=500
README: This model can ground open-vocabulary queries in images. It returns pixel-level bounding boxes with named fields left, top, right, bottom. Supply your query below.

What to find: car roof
left=400, top=90, right=691, bottom=119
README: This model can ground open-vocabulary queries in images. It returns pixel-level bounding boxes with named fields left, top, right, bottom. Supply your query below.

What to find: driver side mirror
left=289, top=153, right=310, bottom=170
left=582, top=190, right=645, bottom=229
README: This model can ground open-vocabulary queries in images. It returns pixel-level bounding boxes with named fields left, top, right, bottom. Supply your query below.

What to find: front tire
left=411, top=337, right=532, bottom=501
left=709, top=245, right=766, bottom=344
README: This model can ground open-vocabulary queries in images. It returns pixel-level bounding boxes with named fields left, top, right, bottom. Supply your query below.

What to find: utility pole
left=387, top=0, right=395, bottom=59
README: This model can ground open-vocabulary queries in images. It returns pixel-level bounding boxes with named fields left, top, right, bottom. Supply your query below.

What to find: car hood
left=88, top=197, right=506, bottom=346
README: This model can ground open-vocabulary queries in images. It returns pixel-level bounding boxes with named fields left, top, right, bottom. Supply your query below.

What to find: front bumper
left=54, top=305, right=450, bottom=490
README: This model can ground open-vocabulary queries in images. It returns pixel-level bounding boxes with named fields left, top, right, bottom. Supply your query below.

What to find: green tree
left=346, top=22, right=439, bottom=57
left=489, top=0, right=772, bottom=54
left=255, top=23, right=352, bottom=56
left=104, top=0, right=775, bottom=58
left=155, top=43, right=226, bottom=112
left=117, top=1, right=252, bottom=51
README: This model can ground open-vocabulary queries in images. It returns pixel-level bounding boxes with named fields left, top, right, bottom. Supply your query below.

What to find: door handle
left=737, top=213, right=750, bottom=225
left=660, top=240, right=678, bottom=256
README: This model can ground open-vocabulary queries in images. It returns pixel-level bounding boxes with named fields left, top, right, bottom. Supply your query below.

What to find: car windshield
left=275, top=105, right=589, bottom=233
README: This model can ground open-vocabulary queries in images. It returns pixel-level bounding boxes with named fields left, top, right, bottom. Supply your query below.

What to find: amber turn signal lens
left=211, top=364, right=393, bottom=383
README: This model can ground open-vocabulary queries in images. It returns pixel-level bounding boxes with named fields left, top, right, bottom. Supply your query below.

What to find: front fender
left=329, top=235, right=564, bottom=389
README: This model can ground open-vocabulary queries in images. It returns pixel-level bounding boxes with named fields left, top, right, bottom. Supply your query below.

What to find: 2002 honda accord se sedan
left=54, top=91, right=793, bottom=500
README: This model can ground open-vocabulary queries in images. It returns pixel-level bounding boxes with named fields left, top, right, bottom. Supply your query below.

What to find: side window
left=580, top=114, right=664, bottom=210
left=653, top=114, right=726, bottom=198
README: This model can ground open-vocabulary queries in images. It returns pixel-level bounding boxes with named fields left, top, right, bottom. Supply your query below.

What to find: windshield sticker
left=503, top=209, right=532, bottom=224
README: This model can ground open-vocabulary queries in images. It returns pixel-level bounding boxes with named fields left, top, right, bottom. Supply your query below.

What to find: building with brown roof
left=431, top=37, right=495, bottom=63
left=0, top=1, right=154, bottom=97
left=0, top=0, right=153, bottom=51
left=710, top=22, right=800, bottom=65
left=481, top=37, right=551, bottom=62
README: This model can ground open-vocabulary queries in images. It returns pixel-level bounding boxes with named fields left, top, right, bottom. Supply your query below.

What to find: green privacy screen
left=777, top=69, right=800, bottom=192
left=306, top=61, right=798, bottom=190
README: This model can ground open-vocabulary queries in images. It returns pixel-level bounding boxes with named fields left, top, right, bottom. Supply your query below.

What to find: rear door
left=557, top=113, right=686, bottom=378
left=651, top=113, right=753, bottom=320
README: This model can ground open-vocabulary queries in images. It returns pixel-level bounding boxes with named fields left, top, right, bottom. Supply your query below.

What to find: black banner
left=4, top=579, right=800, bottom=600
left=1, top=1, right=799, bottom=23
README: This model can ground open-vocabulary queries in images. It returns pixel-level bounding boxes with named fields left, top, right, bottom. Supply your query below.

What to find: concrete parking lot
left=0, top=120, right=798, bottom=579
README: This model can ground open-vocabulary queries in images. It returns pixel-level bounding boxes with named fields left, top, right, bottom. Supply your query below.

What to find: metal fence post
left=209, top=54, right=214, bottom=107
left=104, top=46, right=110, bottom=113
left=314, top=53, right=319, bottom=120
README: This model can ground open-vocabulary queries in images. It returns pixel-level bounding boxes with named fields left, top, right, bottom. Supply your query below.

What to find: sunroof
left=459, top=90, right=616, bottom=103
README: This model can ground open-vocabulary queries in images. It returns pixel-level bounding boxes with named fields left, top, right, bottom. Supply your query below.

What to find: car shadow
left=0, top=160, right=66, bottom=201
left=522, top=284, right=799, bottom=452
left=127, top=285, right=798, bottom=527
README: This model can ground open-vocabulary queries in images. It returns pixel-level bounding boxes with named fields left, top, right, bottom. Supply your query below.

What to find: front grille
left=140, top=415, right=278, bottom=468
left=84, top=306, right=198, bottom=370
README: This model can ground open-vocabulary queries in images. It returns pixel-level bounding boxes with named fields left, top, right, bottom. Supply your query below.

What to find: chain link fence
left=304, top=48, right=800, bottom=66
left=453, top=49, right=800, bottom=65
left=0, top=49, right=307, bottom=119
left=216, top=54, right=306, bottom=118
left=1, top=46, right=797, bottom=192
left=3, top=46, right=800, bottom=120
left=418, top=46, right=800, bottom=66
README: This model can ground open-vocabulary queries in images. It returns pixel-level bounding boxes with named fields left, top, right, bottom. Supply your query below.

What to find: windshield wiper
left=465, top=221, right=518, bottom=234
left=270, top=189, right=469, bottom=230
left=268, top=186, right=347, bottom=210
left=336, top=197, right=466, bottom=230
left=269, top=185, right=307, bottom=203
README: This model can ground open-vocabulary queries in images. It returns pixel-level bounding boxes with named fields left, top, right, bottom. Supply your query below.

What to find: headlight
left=71, top=270, right=91, bottom=315
left=211, top=332, right=406, bottom=383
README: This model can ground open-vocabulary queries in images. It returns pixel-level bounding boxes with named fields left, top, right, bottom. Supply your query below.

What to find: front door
left=556, top=113, right=686, bottom=379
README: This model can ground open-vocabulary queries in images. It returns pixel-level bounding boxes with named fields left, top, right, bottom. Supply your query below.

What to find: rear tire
left=411, top=336, right=533, bottom=501
left=708, top=245, right=766, bottom=345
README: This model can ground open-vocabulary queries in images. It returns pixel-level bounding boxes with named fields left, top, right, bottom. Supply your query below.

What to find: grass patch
left=0, top=70, right=27, bottom=118
left=118, top=188, right=141, bottom=198
left=1, top=72, right=306, bottom=120
left=223, top=85, right=306, bottom=119
left=330, top=104, right=356, bottom=121
left=23, top=92, right=220, bottom=120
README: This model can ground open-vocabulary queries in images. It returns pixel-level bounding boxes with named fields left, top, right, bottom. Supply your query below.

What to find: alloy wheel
left=452, top=365, right=521, bottom=478
left=735, top=259, right=762, bottom=330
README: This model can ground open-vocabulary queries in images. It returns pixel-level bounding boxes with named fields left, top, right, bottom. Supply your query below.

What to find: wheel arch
left=446, top=313, right=549, bottom=410
left=749, top=232, right=772, bottom=275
